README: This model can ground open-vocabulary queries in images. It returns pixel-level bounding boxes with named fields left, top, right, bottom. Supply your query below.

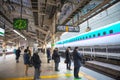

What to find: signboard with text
left=0, top=28, right=5, bottom=36
left=56, top=25, right=80, bottom=32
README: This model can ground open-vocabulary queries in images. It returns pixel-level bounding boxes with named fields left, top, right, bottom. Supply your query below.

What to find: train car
left=56, top=21, right=120, bottom=47
left=55, top=21, right=120, bottom=60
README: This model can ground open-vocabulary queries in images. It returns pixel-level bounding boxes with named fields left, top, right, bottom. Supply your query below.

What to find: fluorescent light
left=13, top=30, right=27, bottom=40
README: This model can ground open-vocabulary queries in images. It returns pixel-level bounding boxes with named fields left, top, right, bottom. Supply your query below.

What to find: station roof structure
left=0, top=0, right=119, bottom=46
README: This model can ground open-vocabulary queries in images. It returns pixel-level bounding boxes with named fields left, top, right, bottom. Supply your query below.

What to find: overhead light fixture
left=13, top=30, right=27, bottom=40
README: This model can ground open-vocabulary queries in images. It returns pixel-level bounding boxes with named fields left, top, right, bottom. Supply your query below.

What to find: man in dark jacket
left=65, top=47, right=72, bottom=70
left=46, top=48, right=51, bottom=63
left=32, top=51, right=41, bottom=80
left=73, top=47, right=82, bottom=79
left=53, top=48, right=60, bottom=71
left=16, top=47, right=21, bottom=63
left=23, top=49, right=31, bottom=76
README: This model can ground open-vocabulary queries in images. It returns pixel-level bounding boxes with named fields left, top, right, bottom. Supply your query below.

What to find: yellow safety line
left=2, top=71, right=96, bottom=80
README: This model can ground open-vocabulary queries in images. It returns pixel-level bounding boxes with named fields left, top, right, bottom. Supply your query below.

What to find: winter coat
left=53, top=50, right=60, bottom=63
left=23, top=52, right=30, bottom=65
left=65, top=50, right=71, bottom=63
left=16, top=49, right=21, bottom=57
left=47, top=49, right=51, bottom=58
left=73, top=50, right=82, bottom=67
left=32, top=53, right=41, bottom=68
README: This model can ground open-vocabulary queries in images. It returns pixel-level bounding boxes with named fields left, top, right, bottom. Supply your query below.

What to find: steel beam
left=34, top=26, right=48, bottom=34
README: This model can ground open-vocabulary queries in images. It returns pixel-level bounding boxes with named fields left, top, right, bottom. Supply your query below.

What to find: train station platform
left=0, top=53, right=115, bottom=80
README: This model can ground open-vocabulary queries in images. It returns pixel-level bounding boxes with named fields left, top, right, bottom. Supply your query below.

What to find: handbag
left=48, top=56, right=51, bottom=60
left=64, top=59, right=67, bottom=63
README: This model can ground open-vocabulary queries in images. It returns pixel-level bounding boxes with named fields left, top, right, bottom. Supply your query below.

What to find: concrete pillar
left=45, top=42, right=47, bottom=54
left=2, top=41, right=6, bottom=58
left=50, top=12, right=58, bottom=69
left=51, top=34, right=55, bottom=51
left=2, top=35, right=7, bottom=58
left=51, top=11, right=58, bottom=51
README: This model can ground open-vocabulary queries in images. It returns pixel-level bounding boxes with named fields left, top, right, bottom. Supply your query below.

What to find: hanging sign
left=0, top=28, right=5, bottom=36
left=56, top=25, right=80, bottom=32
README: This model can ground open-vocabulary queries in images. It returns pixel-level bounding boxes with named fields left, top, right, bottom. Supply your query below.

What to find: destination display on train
left=56, top=25, right=80, bottom=32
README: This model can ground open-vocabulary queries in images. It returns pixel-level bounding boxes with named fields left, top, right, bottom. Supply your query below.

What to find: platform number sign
left=13, top=18, right=28, bottom=30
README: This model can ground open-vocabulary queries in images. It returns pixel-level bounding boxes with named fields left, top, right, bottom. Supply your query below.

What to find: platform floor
left=0, top=53, right=115, bottom=80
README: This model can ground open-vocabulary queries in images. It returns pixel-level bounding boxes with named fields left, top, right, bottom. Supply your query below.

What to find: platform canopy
left=0, top=0, right=119, bottom=46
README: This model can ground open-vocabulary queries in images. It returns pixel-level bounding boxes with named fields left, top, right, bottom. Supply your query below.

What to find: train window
left=83, top=37, right=84, bottom=39
left=89, top=35, right=91, bottom=38
left=98, top=33, right=100, bottom=36
left=103, top=32, right=106, bottom=35
left=109, top=30, right=113, bottom=34
left=86, top=36, right=88, bottom=39
left=93, top=34, right=95, bottom=37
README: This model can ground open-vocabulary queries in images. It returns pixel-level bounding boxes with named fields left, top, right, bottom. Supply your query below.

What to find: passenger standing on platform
left=16, top=47, right=21, bottom=63
left=65, top=47, right=72, bottom=70
left=32, top=51, right=42, bottom=80
left=73, top=47, right=82, bottom=79
left=52, top=48, right=60, bottom=71
left=26, top=46, right=31, bottom=56
left=23, top=49, right=31, bottom=76
left=46, top=48, right=51, bottom=63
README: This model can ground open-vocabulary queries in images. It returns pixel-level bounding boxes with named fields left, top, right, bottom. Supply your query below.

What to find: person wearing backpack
left=32, top=51, right=42, bottom=80
left=23, top=49, right=31, bottom=76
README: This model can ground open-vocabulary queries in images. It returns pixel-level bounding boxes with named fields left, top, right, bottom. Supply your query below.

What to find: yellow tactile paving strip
left=1, top=71, right=96, bottom=80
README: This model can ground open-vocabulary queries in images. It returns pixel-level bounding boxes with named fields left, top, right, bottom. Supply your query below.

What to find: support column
left=50, top=11, right=58, bottom=70
left=2, top=41, right=7, bottom=58
left=2, top=30, right=7, bottom=58
left=51, top=34, right=55, bottom=52
left=44, top=42, right=47, bottom=54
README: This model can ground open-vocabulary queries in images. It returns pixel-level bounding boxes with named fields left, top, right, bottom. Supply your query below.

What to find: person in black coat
left=73, top=47, right=82, bottom=79
left=65, top=47, right=72, bottom=70
left=16, top=47, right=21, bottom=63
left=32, top=51, right=42, bottom=80
left=52, top=48, right=60, bottom=71
left=46, top=48, right=51, bottom=63
left=23, top=49, right=31, bottom=76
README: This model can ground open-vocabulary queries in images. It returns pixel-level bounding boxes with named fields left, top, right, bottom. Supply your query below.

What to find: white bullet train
left=55, top=21, right=120, bottom=60
left=55, top=21, right=120, bottom=48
